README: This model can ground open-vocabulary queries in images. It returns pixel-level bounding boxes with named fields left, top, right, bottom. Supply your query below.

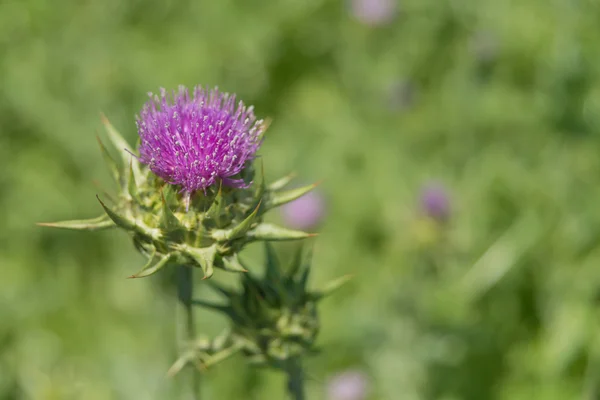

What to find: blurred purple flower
left=350, top=0, right=398, bottom=26
left=420, top=182, right=451, bottom=221
left=281, top=189, right=325, bottom=231
left=327, top=369, right=369, bottom=400
left=136, top=86, right=265, bottom=196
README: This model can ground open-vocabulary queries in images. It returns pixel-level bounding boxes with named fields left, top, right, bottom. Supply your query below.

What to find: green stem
left=285, top=358, right=305, bottom=400
left=177, top=265, right=200, bottom=400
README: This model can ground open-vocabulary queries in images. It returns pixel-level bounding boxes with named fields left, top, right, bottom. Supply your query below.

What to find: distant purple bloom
left=281, top=189, right=325, bottom=231
left=350, top=0, right=398, bottom=26
left=420, top=182, right=451, bottom=221
left=327, top=369, right=369, bottom=400
left=136, top=86, right=264, bottom=196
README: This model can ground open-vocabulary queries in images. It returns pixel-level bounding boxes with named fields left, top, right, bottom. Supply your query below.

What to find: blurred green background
left=3, top=0, right=600, bottom=399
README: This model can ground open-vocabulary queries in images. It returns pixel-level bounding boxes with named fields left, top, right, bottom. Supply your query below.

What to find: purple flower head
left=281, top=189, right=326, bottom=231
left=420, top=182, right=451, bottom=221
left=327, top=369, right=369, bottom=400
left=350, top=0, right=398, bottom=27
left=136, top=86, right=264, bottom=195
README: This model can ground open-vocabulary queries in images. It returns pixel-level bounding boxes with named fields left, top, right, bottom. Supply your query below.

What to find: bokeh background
left=2, top=0, right=600, bottom=399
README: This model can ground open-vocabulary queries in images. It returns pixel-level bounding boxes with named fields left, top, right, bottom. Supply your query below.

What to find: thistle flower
left=327, top=369, right=369, bottom=400
left=420, top=182, right=451, bottom=222
left=137, top=86, right=265, bottom=198
left=281, top=188, right=326, bottom=231
left=39, top=87, right=320, bottom=280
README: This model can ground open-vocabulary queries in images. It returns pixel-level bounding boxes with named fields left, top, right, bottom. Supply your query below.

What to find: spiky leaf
left=269, top=172, right=296, bottom=191
left=37, top=215, right=114, bottom=231
left=129, top=253, right=173, bottom=278
left=268, top=182, right=320, bottom=209
left=247, top=223, right=314, bottom=241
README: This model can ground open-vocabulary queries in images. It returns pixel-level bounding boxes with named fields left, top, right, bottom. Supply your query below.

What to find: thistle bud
left=39, top=86, right=320, bottom=279
left=184, top=244, right=352, bottom=371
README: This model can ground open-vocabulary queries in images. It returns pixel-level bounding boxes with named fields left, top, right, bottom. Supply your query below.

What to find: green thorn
left=287, top=244, right=305, bottom=280
left=254, top=159, right=266, bottom=201
left=299, top=247, right=314, bottom=290
left=211, top=201, right=262, bottom=241
left=101, top=114, right=132, bottom=163
left=200, top=342, right=244, bottom=370
left=183, top=245, right=216, bottom=279
left=127, top=159, right=138, bottom=200
left=160, top=191, right=185, bottom=235
left=100, top=113, right=142, bottom=180
left=309, top=274, right=354, bottom=301
left=264, top=242, right=281, bottom=283
left=268, top=181, right=321, bottom=209
left=166, top=350, right=196, bottom=378
left=96, top=195, right=158, bottom=239
left=96, top=195, right=136, bottom=230
left=96, top=136, right=120, bottom=184
left=247, top=223, right=316, bottom=241
left=268, top=172, right=296, bottom=191
left=220, top=254, right=248, bottom=273
left=128, top=253, right=173, bottom=279
left=37, top=215, right=114, bottom=231
left=206, top=182, right=225, bottom=226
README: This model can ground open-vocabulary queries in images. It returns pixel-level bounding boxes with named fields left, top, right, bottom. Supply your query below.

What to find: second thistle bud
left=187, top=244, right=352, bottom=371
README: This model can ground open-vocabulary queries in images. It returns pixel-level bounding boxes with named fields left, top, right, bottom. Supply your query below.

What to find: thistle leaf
left=268, top=181, right=321, bottom=209
left=37, top=215, right=114, bottom=231
left=211, top=201, right=261, bottom=242
left=96, top=136, right=120, bottom=184
left=128, top=252, right=173, bottom=278
left=184, top=244, right=217, bottom=279
left=269, top=172, right=296, bottom=191
left=247, top=223, right=315, bottom=241
left=309, top=274, right=353, bottom=301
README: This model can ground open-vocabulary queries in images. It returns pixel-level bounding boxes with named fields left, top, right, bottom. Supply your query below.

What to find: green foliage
left=2, top=0, right=600, bottom=398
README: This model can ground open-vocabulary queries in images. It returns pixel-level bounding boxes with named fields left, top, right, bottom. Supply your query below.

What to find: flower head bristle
left=136, top=85, right=264, bottom=195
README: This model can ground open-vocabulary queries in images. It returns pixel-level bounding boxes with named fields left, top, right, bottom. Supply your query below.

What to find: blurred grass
left=2, top=0, right=600, bottom=399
